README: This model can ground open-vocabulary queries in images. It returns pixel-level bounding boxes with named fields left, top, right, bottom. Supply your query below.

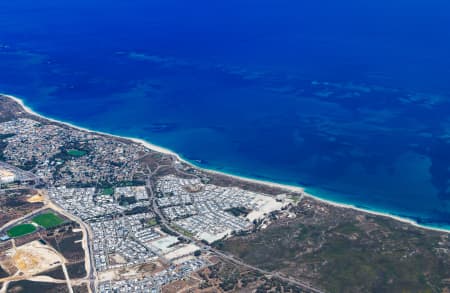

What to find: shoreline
left=2, top=93, right=449, bottom=234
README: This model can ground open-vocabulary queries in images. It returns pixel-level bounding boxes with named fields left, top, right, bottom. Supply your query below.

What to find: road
left=48, top=243, right=74, bottom=293
left=47, top=200, right=96, bottom=293
left=145, top=168, right=324, bottom=293
left=0, top=238, right=74, bottom=293
left=0, top=190, right=97, bottom=293
left=1, top=158, right=322, bottom=293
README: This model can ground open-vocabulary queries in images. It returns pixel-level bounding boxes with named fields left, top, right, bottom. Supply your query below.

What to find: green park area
left=102, top=187, right=114, bottom=195
left=148, top=218, right=157, bottom=226
left=7, top=224, right=36, bottom=237
left=32, top=213, right=65, bottom=229
left=67, top=149, right=87, bottom=157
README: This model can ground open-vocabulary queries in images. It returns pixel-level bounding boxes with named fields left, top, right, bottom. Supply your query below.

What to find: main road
left=46, top=200, right=97, bottom=293
left=145, top=167, right=324, bottom=293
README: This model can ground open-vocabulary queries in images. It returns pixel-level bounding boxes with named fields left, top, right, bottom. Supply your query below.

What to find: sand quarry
left=2, top=241, right=63, bottom=277
left=26, top=192, right=45, bottom=203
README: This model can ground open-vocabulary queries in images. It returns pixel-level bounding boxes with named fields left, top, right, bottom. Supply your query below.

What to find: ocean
left=1, top=0, right=450, bottom=229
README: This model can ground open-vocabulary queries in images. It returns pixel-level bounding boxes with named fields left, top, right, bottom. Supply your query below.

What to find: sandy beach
left=2, top=93, right=449, bottom=234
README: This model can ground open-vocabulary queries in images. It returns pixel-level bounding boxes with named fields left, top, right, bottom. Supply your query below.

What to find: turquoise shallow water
left=1, top=0, right=450, bottom=229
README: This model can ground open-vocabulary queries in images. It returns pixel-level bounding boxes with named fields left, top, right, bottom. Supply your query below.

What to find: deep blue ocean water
left=1, top=0, right=450, bottom=229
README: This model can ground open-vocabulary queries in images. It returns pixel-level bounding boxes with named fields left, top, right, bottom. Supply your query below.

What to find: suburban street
left=145, top=168, right=324, bottom=293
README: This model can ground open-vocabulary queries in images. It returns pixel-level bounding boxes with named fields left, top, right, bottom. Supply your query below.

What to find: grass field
left=67, top=149, right=86, bottom=157
left=32, top=213, right=65, bottom=229
left=7, top=224, right=36, bottom=237
left=102, top=187, right=114, bottom=195
left=171, top=224, right=194, bottom=238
